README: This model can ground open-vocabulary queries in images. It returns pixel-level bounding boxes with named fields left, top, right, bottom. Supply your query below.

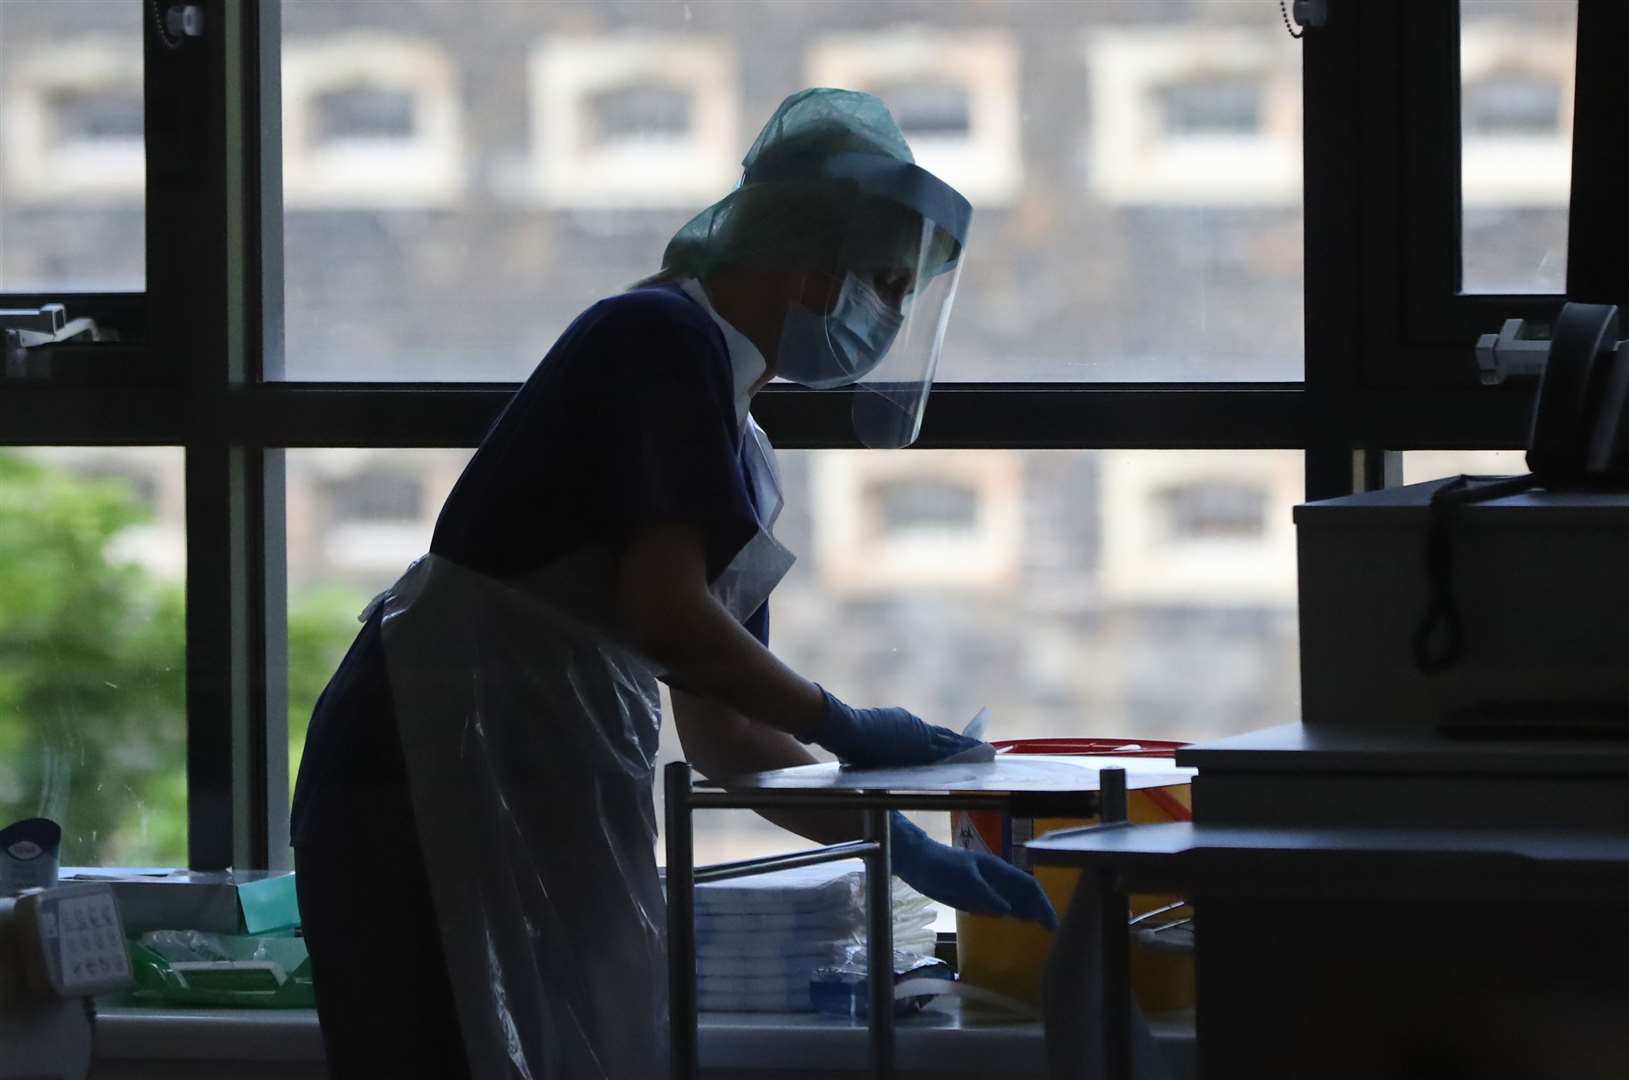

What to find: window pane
left=279, top=1, right=1302, bottom=382
left=1460, top=0, right=1576, bottom=294
left=0, top=449, right=185, bottom=867
left=0, top=1, right=145, bottom=291
left=1402, top=449, right=1530, bottom=485
left=285, top=447, right=1300, bottom=867
left=283, top=449, right=470, bottom=819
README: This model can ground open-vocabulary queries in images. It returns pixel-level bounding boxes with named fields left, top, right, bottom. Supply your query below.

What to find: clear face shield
left=842, top=218, right=965, bottom=449
left=771, top=154, right=971, bottom=448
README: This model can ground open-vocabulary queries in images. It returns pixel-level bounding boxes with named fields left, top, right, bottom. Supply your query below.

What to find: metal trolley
left=663, top=758, right=1149, bottom=1079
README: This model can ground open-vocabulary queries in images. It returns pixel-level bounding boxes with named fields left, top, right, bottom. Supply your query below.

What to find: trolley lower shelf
left=664, top=756, right=1191, bottom=1079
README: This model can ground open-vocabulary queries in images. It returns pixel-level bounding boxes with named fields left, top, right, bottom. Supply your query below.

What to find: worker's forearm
left=612, top=521, right=825, bottom=740
left=672, top=688, right=864, bottom=844
left=637, top=591, right=825, bottom=741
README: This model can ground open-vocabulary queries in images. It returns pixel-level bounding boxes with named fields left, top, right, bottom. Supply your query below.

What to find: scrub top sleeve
left=595, top=316, right=761, bottom=584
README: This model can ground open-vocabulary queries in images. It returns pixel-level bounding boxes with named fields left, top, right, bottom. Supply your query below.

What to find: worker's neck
left=699, top=271, right=787, bottom=392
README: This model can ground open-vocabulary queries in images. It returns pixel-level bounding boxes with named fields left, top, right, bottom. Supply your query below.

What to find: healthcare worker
left=290, top=88, right=1056, bottom=1080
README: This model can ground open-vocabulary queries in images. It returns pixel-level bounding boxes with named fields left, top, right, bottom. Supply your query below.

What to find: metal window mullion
left=181, top=446, right=234, bottom=870
left=225, top=0, right=288, bottom=871
left=1398, top=0, right=1465, bottom=345
left=1300, top=0, right=1363, bottom=499
left=227, top=383, right=1315, bottom=450
left=207, top=381, right=1532, bottom=453
left=182, top=444, right=273, bottom=869
left=151, top=0, right=279, bottom=870
left=1565, top=0, right=1629, bottom=309
left=255, top=1, right=291, bottom=868
left=182, top=441, right=281, bottom=871
left=1339, top=1, right=1566, bottom=383
left=0, top=386, right=186, bottom=445
left=147, top=0, right=229, bottom=870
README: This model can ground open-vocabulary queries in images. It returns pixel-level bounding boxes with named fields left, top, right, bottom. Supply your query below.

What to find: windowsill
left=93, top=1002, right=1198, bottom=1078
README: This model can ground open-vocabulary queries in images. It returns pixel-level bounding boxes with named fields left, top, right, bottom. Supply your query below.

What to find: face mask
left=774, top=273, right=904, bottom=389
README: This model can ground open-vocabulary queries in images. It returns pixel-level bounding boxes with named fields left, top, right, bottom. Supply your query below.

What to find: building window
left=529, top=37, right=739, bottom=209
left=813, top=451, right=1021, bottom=593
left=1098, top=451, right=1300, bottom=607
left=587, top=82, right=694, bottom=144
left=304, top=452, right=441, bottom=576
left=1156, top=76, right=1263, bottom=137
left=50, top=86, right=143, bottom=142
left=282, top=34, right=464, bottom=208
left=806, top=31, right=1022, bottom=205
left=1086, top=29, right=1300, bottom=206
left=311, top=85, right=418, bottom=142
left=328, top=470, right=423, bottom=524
left=1155, top=482, right=1268, bottom=542
left=871, top=478, right=981, bottom=537
left=1462, top=72, right=1563, bottom=137
left=876, top=81, right=973, bottom=138
left=0, top=39, right=144, bottom=203
left=1459, top=25, right=1573, bottom=208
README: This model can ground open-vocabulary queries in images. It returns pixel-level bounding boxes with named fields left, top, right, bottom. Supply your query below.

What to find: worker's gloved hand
left=889, top=814, right=1059, bottom=931
left=805, top=685, right=986, bottom=768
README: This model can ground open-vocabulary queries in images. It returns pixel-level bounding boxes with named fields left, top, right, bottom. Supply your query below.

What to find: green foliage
left=0, top=453, right=186, bottom=865
left=287, top=583, right=369, bottom=798
left=0, top=453, right=362, bottom=867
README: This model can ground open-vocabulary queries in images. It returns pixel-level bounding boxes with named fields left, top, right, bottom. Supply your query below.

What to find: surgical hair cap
left=660, top=88, right=964, bottom=280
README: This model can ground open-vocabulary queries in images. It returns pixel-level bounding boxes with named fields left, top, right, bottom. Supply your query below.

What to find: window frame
left=1371, top=3, right=1627, bottom=390
left=1392, top=2, right=1568, bottom=370
left=4, top=0, right=1624, bottom=869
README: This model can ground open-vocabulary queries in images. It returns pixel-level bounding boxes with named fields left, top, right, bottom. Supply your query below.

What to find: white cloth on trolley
left=689, top=860, right=936, bottom=1013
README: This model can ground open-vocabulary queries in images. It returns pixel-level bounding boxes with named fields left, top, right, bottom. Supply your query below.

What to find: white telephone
left=1, top=883, right=132, bottom=1080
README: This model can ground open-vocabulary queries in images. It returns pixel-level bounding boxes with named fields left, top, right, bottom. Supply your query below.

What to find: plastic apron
left=375, top=416, right=792, bottom=1078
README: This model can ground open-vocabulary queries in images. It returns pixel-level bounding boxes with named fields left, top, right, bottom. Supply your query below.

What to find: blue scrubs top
left=290, top=284, right=769, bottom=847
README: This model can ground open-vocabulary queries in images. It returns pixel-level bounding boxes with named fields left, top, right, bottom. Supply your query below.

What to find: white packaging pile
left=692, top=860, right=937, bottom=1012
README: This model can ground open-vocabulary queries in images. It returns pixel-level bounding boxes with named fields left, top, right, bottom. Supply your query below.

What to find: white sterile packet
left=938, top=707, right=997, bottom=764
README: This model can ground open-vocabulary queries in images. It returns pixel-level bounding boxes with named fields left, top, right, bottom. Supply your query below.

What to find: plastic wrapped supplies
left=125, top=930, right=314, bottom=1007
left=689, top=860, right=937, bottom=1013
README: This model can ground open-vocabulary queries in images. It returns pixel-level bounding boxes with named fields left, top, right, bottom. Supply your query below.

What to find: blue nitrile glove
left=889, top=814, right=1059, bottom=931
left=805, top=685, right=985, bottom=768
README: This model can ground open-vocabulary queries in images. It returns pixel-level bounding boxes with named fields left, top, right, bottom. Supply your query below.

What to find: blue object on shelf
left=809, top=956, right=953, bottom=1019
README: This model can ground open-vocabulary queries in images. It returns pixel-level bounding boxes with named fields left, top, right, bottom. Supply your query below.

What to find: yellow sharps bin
left=950, top=739, right=1194, bottom=1013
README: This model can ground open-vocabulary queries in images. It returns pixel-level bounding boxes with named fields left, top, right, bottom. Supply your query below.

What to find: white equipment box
left=1296, top=478, right=1629, bottom=731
